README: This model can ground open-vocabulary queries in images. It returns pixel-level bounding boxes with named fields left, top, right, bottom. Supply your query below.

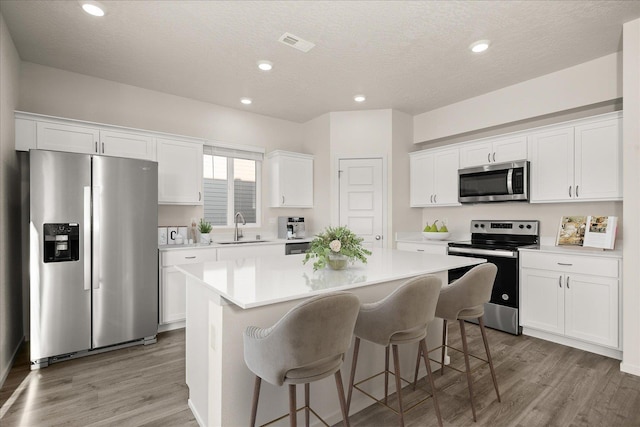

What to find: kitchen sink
left=216, top=240, right=270, bottom=245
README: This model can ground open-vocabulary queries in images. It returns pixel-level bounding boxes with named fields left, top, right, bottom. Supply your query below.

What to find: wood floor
left=2, top=323, right=640, bottom=426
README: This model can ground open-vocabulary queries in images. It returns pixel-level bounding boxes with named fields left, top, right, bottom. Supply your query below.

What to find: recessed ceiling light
left=240, top=98, right=252, bottom=105
left=470, top=40, right=490, bottom=53
left=354, top=95, right=366, bottom=103
left=257, top=60, right=273, bottom=71
left=80, top=1, right=105, bottom=17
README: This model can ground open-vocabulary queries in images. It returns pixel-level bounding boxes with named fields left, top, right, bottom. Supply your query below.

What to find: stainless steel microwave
left=458, top=161, right=529, bottom=203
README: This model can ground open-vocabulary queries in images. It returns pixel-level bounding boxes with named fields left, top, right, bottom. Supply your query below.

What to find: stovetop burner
left=449, top=220, right=540, bottom=251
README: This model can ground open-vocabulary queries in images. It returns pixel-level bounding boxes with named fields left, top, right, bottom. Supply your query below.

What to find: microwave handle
left=506, top=168, right=514, bottom=194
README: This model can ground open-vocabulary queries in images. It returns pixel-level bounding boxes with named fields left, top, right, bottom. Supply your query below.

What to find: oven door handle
left=448, top=246, right=517, bottom=259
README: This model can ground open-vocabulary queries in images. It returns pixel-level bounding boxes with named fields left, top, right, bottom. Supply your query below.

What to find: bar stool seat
left=413, top=263, right=501, bottom=423
left=244, top=292, right=360, bottom=427
left=346, top=275, right=443, bottom=427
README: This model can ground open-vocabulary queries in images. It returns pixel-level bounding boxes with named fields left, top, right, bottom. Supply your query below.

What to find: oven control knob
left=474, top=224, right=479, bottom=228
left=502, top=294, right=509, bottom=301
left=519, top=224, right=524, bottom=229
left=526, top=224, right=532, bottom=229
left=480, top=224, right=485, bottom=228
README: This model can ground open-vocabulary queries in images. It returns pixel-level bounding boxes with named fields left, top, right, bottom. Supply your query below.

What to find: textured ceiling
left=1, top=1, right=639, bottom=123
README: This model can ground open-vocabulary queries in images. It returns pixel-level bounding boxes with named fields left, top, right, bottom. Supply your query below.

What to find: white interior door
left=339, top=158, right=384, bottom=249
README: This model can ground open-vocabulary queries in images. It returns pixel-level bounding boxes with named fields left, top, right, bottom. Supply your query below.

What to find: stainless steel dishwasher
left=285, top=241, right=311, bottom=255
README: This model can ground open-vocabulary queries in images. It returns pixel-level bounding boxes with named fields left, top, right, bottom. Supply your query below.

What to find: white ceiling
left=1, top=1, right=639, bottom=123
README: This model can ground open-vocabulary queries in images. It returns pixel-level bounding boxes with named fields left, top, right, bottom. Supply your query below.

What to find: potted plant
left=303, top=225, right=372, bottom=271
left=197, top=218, right=212, bottom=244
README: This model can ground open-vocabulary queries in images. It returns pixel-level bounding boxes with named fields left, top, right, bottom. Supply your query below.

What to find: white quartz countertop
left=519, top=245, right=623, bottom=259
left=176, top=248, right=485, bottom=309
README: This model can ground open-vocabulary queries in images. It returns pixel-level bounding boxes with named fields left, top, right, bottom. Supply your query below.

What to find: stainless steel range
left=447, top=220, right=539, bottom=335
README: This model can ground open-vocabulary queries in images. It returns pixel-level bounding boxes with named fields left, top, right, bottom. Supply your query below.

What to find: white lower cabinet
left=159, top=248, right=217, bottom=329
left=520, top=250, right=620, bottom=356
left=396, top=241, right=447, bottom=255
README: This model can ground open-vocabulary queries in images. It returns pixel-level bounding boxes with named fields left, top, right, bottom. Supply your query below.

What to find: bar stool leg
left=250, top=376, right=261, bottom=427
left=459, top=320, right=477, bottom=422
left=384, top=345, right=390, bottom=404
left=305, top=383, right=310, bottom=427
left=346, top=337, right=360, bottom=412
left=420, top=338, right=443, bottom=427
left=412, top=343, right=422, bottom=390
left=289, top=384, right=297, bottom=427
left=392, top=344, right=405, bottom=427
left=441, top=319, right=448, bottom=376
left=334, top=370, right=351, bottom=427
left=479, top=317, right=501, bottom=402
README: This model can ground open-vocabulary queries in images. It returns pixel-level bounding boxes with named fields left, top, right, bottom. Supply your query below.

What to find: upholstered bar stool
left=346, top=275, right=443, bottom=427
left=243, top=292, right=360, bottom=427
left=413, top=263, right=500, bottom=422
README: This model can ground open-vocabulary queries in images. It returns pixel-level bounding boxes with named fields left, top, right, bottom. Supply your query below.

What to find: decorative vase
left=199, top=232, right=211, bottom=244
left=327, top=253, right=348, bottom=270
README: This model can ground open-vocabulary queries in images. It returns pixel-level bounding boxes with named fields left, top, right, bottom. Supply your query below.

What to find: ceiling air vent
left=278, top=32, right=315, bottom=53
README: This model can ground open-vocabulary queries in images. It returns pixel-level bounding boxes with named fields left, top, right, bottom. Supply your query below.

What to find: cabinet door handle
left=199, top=191, right=201, bottom=201
left=569, top=185, right=572, bottom=197
left=430, top=194, right=433, bottom=203
left=417, top=249, right=425, bottom=252
left=434, top=194, right=437, bottom=203
left=559, top=276, right=562, bottom=288
left=492, top=152, right=496, bottom=162
left=95, top=141, right=98, bottom=153
left=576, top=185, right=579, bottom=198
left=567, top=276, right=570, bottom=289
left=557, top=262, right=573, bottom=266
left=102, top=142, right=105, bottom=153
left=185, top=256, right=196, bottom=259
left=487, top=153, right=491, bottom=163
left=282, top=196, right=285, bottom=204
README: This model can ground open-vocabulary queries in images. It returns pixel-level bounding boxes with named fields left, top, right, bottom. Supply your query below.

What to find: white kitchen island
left=177, top=248, right=484, bottom=427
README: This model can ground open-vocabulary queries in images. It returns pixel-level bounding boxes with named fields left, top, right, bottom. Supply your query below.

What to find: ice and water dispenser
left=43, top=223, right=80, bottom=263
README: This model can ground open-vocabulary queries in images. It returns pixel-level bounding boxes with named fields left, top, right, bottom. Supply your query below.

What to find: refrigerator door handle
left=92, top=185, right=101, bottom=290
left=84, top=186, right=91, bottom=291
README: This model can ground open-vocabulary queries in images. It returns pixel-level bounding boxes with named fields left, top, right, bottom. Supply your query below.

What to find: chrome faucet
left=234, top=211, right=246, bottom=241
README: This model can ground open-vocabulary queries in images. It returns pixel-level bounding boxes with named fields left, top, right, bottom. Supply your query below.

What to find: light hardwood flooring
left=2, top=323, right=640, bottom=426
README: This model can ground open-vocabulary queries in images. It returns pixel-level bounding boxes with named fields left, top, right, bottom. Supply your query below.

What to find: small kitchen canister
left=167, top=226, right=178, bottom=244
left=158, top=227, right=168, bottom=245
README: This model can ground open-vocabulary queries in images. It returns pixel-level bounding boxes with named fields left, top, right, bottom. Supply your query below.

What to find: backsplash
left=419, top=200, right=623, bottom=243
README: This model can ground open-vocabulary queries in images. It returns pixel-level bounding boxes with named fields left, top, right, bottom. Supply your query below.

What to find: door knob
left=375, top=235, right=382, bottom=240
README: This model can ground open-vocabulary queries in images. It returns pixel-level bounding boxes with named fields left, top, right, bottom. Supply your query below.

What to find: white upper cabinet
left=410, top=147, right=460, bottom=207
left=528, top=113, right=622, bottom=203
left=36, top=121, right=100, bottom=154
left=459, top=135, right=527, bottom=168
left=267, top=150, right=314, bottom=208
left=99, top=130, right=156, bottom=161
left=157, top=138, right=204, bottom=205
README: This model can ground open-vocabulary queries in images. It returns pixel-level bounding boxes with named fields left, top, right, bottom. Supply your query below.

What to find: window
left=203, top=144, right=263, bottom=227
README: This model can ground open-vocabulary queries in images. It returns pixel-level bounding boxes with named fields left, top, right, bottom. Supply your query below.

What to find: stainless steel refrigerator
left=30, top=150, right=158, bottom=369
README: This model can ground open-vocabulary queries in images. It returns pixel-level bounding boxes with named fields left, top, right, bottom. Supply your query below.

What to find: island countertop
left=176, top=248, right=485, bottom=309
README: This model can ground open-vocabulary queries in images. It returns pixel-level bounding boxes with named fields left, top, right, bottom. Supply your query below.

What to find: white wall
left=622, top=18, right=640, bottom=376
left=302, top=113, right=331, bottom=233
left=0, top=13, right=23, bottom=387
left=391, top=110, right=422, bottom=245
left=17, top=62, right=305, bottom=235
left=414, top=53, right=621, bottom=143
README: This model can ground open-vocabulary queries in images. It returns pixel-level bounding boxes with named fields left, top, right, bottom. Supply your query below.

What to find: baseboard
left=0, top=336, right=24, bottom=389
left=188, top=398, right=206, bottom=427
left=620, top=362, right=640, bottom=377
left=522, top=328, right=622, bottom=360
left=158, top=321, right=185, bottom=333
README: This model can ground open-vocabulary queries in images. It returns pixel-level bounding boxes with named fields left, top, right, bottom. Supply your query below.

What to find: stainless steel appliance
left=458, top=160, right=529, bottom=203
left=447, top=220, right=539, bottom=335
left=278, top=216, right=306, bottom=239
left=284, top=241, right=311, bottom=255
left=30, top=150, right=158, bottom=369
